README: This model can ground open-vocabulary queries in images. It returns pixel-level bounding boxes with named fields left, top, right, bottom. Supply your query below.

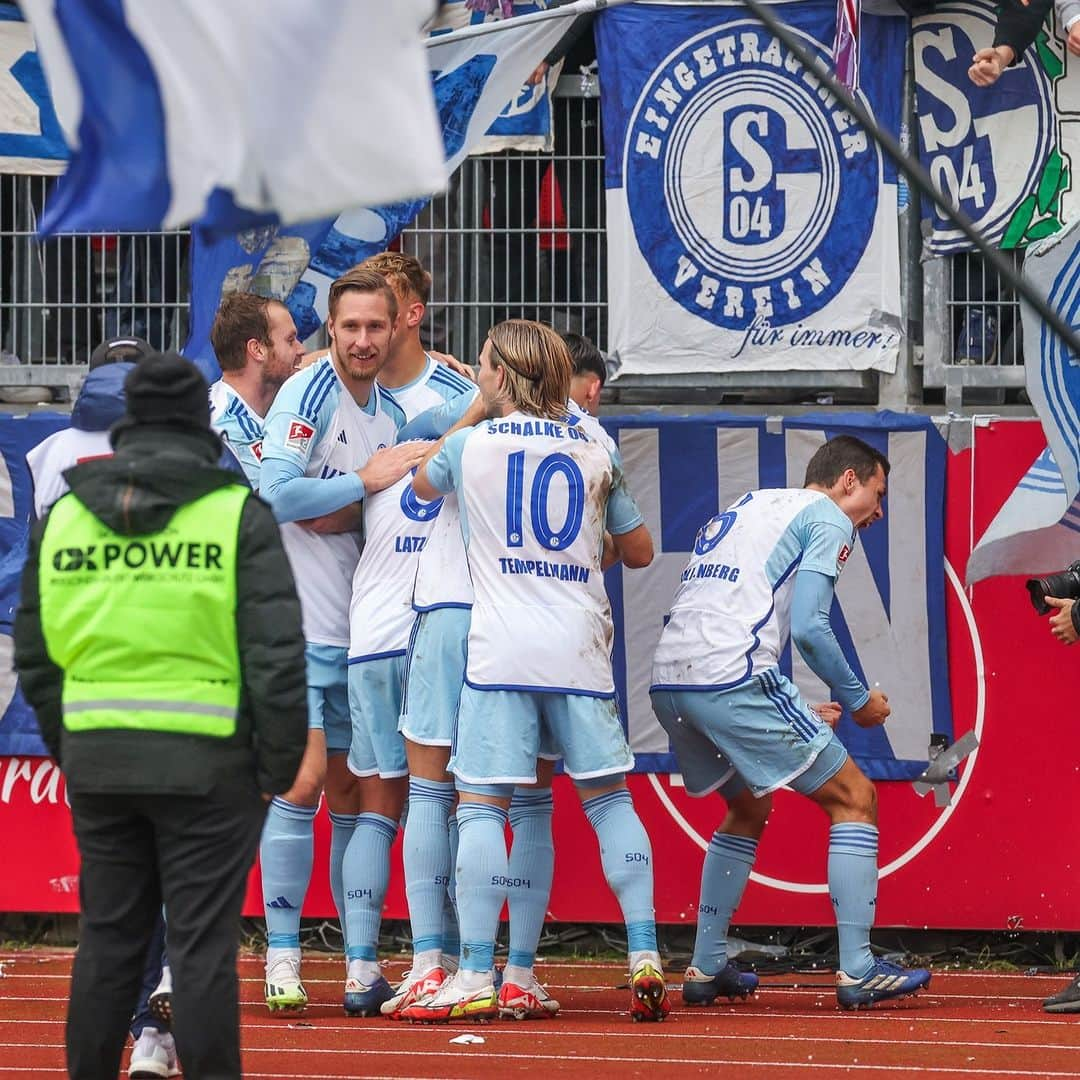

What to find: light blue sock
left=828, top=822, right=879, bottom=979
left=403, top=779, right=454, bottom=956
left=691, top=831, right=758, bottom=974
left=260, top=798, right=317, bottom=949
left=507, top=788, right=554, bottom=969
left=455, top=802, right=509, bottom=974
left=582, top=789, right=657, bottom=954
left=343, top=813, right=399, bottom=963
left=444, top=811, right=461, bottom=960
left=329, top=811, right=360, bottom=939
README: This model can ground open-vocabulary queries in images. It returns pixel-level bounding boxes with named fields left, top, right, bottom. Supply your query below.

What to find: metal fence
left=0, top=174, right=189, bottom=388
left=0, top=79, right=1032, bottom=407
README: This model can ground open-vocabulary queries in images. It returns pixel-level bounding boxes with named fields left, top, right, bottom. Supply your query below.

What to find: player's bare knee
left=722, top=791, right=771, bottom=837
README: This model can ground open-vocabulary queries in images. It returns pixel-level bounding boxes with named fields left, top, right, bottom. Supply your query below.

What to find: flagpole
left=739, top=0, right=1080, bottom=364
left=424, top=0, right=638, bottom=47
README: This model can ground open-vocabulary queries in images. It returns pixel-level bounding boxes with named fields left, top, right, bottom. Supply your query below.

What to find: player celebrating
left=257, top=268, right=425, bottom=1013
left=208, top=293, right=305, bottom=485
left=406, top=320, right=667, bottom=1024
left=650, top=435, right=932, bottom=1010
left=339, top=448, right=444, bottom=1014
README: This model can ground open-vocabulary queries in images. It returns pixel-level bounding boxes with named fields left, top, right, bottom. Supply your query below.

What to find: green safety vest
left=38, top=484, right=250, bottom=739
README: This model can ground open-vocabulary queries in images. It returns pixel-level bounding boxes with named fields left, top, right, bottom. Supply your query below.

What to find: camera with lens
left=1026, top=560, right=1080, bottom=615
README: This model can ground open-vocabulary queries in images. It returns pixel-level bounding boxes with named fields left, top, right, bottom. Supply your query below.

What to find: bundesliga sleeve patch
left=285, top=420, right=315, bottom=455
left=251, top=440, right=263, bottom=461
left=837, top=544, right=851, bottom=573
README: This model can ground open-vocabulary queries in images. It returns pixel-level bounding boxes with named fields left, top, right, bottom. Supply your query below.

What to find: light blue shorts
left=347, top=654, right=409, bottom=779
left=449, top=685, right=633, bottom=786
left=650, top=668, right=848, bottom=799
left=398, top=607, right=471, bottom=748
left=306, top=643, right=351, bottom=755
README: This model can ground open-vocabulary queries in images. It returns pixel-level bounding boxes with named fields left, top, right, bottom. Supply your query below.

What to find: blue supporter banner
left=595, top=1, right=906, bottom=377
left=603, top=412, right=951, bottom=782
left=0, top=413, right=69, bottom=758
left=913, top=0, right=1068, bottom=255
left=0, top=4, right=67, bottom=174
left=430, top=1, right=560, bottom=151
left=1, top=412, right=951, bottom=780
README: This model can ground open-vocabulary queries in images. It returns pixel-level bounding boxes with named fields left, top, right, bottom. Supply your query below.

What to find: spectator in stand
left=964, top=0, right=1054, bottom=87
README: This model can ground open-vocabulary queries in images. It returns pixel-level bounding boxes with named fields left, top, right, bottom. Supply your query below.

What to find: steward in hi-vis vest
left=14, top=351, right=307, bottom=1080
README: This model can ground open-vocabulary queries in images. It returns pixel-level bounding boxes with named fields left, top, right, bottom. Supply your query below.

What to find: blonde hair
left=487, top=320, right=571, bottom=419
left=327, top=267, right=398, bottom=323
left=358, top=251, right=431, bottom=306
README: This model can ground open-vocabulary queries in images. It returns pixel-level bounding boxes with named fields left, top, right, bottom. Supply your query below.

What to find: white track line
left=0, top=1045, right=1066, bottom=1076
left=4, top=1029, right=1080, bottom=1054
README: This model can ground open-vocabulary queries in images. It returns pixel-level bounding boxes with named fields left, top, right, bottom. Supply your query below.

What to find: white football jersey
left=412, top=400, right=601, bottom=614
left=348, top=458, right=444, bottom=660
left=427, top=410, right=643, bottom=696
left=652, top=488, right=857, bottom=691
left=384, top=354, right=476, bottom=421
left=391, top=356, right=478, bottom=612
left=209, top=380, right=265, bottom=487
left=262, top=357, right=403, bottom=647
left=412, top=494, right=472, bottom=611
left=26, top=428, right=113, bottom=518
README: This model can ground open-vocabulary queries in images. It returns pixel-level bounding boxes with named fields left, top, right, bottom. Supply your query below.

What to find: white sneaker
left=265, top=952, right=307, bottom=1013
left=128, top=1027, right=180, bottom=1079
left=399, top=972, right=499, bottom=1023
left=380, top=965, right=448, bottom=1019
left=497, top=973, right=561, bottom=1019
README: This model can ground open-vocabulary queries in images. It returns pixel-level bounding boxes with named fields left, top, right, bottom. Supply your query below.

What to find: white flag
left=20, top=1, right=447, bottom=232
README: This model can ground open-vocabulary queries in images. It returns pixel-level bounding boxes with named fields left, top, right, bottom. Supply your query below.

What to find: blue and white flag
left=0, top=5, right=66, bottom=174
left=596, top=1, right=906, bottom=377
left=967, top=217, right=1080, bottom=583
left=431, top=1, right=562, bottom=153
left=20, top=1, right=447, bottom=233
left=185, top=7, right=573, bottom=372
left=605, top=412, right=952, bottom=781
left=913, top=0, right=1066, bottom=254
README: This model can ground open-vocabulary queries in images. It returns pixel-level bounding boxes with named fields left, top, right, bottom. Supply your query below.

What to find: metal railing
left=0, top=174, right=189, bottom=388
left=0, top=80, right=1033, bottom=408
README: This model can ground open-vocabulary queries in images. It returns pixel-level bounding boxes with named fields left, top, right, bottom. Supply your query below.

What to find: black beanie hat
left=119, top=350, right=211, bottom=432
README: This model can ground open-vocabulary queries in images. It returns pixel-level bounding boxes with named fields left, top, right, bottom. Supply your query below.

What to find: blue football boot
left=344, top=973, right=395, bottom=1017
left=681, top=962, right=759, bottom=1005
left=836, top=959, right=931, bottom=1010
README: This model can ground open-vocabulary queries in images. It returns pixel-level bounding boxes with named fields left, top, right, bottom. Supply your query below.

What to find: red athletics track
left=2, top=951, right=1080, bottom=1078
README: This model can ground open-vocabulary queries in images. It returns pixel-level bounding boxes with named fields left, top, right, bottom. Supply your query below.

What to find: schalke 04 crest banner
left=595, top=1, right=907, bottom=376
left=914, top=1, right=1073, bottom=255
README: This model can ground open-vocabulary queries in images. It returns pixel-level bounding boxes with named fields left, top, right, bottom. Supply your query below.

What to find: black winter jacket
left=13, top=424, right=308, bottom=797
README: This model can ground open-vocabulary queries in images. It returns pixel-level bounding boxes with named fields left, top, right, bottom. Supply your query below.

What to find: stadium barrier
left=0, top=411, right=1069, bottom=930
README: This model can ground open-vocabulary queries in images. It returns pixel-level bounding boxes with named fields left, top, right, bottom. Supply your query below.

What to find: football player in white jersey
left=354, top=251, right=488, bottom=1017
left=338, top=454, right=444, bottom=1014
left=651, top=435, right=931, bottom=1011
left=406, top=320, right=669, bottom=1024
left=361, top=251, right=478, bottom=415
left=208, top=293, right=305, bottom=486
left=386, top=364, right=630, bottom=1021
left=256, top=268, right=426, bottom=1013
left=564, top=331, right=606, bottom=418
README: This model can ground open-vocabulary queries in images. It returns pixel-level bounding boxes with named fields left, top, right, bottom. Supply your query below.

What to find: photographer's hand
left=1045, top=596, right=1079, bottom=644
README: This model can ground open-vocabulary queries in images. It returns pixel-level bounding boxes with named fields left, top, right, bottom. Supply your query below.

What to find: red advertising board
left=3, top=417, right=1075, bottom=930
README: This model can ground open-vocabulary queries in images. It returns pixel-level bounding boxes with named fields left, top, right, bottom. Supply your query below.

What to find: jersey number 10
left=506, top=451, right=585, bottom=551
